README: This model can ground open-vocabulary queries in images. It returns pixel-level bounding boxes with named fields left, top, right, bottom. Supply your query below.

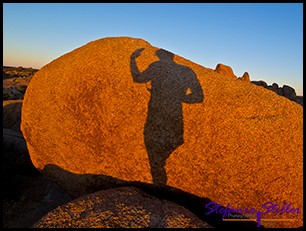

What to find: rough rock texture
left=21, top=37, right=303, bottom=228
left=3, top=100, right=23, bottom=131
left=214, top=63, right=237, bottom=79
left=238, top=72, right=250, bottom=82
left=33, top=187, right=211, bottom=228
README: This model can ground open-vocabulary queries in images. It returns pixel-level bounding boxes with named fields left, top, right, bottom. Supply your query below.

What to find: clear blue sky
left=3, top=3, right=303, bottom=95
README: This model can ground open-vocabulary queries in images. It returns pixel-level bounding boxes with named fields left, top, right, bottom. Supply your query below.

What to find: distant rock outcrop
left=296, top=96, right=303, bottom=106
left=21, top=37, right=303, bottom=228
left=3, top=66, right=36, bottom=100
left=238, top=72, right=250, bottom=82
left=3, top=66, right=38, bottom=79
left=282, top=85, right=297, bottom=101
left=214, top=63, right=237, bottom=79
left=33, top=187, right=211, bottom=228
left=251, top=80, right=268, bottom=88
left=251, top=80, right=302, bottom=106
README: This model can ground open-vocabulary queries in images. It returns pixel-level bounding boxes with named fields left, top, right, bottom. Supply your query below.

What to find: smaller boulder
left=277, top=87, right=284, bottom=96
left=282, top=85, right=297, bottom=101
left=33, top=187, right=212, bottom=228
left=251, top=80, right=268, bottom=88
left=272, top=83, right=279, bottom=90
left=266, top=83, right=279, bottom=94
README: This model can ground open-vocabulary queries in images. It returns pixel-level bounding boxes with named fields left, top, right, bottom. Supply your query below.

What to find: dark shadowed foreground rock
left=3, top=128, right=38, bottom=177
left=3, top=100, right=23, bottom=131
left=33, top=186, right=211, bottom=228
left=3, top=175, right=72, bottom=228
left=21, top=37, right=303, bottom=228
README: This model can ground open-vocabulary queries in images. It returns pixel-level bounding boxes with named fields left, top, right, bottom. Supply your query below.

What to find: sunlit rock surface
left=21, top=37, right=303, bottom=228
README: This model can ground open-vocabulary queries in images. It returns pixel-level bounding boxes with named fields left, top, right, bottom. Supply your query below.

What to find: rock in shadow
left=33, top=186, right=211, bottom=228
left=3, top=100, right=23, bottom=132
left=43, top=164, right=264, bottom=228
left=3, top=128, right=40, bottom=200
left=3, top=175, right=72, bottom=228
left=3, top=129, right=72, bottom=228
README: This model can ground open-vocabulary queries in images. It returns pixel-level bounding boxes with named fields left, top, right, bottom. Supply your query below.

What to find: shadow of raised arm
left=130, top=48, right=150, bottom=83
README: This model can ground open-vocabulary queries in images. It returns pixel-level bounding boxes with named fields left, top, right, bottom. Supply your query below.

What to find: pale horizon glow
left=3, top=3, right=303, bottom=95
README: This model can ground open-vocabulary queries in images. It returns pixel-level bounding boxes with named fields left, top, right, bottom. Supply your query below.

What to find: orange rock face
left=214, top=63, right=237, bottom=79
left=21, top=37, right=303, bottom=228
left=238, top=72, right=251, bottom=82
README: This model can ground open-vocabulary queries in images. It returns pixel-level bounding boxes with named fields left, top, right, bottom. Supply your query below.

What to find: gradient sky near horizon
left=3, top=3, right=303, bottom=95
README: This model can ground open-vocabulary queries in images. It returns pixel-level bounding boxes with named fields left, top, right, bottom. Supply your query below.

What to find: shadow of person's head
left=156, top=49, right=174, bottom=61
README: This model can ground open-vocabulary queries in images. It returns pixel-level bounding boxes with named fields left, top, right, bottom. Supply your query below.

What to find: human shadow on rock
left=130, top=48, right=204, bottom=185
left=43, top=164, right=264, bottom=228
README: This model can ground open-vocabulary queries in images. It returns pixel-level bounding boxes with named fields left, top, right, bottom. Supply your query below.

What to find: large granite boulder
left=21, top=37, right=303, bottom=228
left=33, top=186, right=211, bottom=228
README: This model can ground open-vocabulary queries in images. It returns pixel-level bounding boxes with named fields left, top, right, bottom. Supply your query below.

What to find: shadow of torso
left=145, top=61, right=189, bottom=147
